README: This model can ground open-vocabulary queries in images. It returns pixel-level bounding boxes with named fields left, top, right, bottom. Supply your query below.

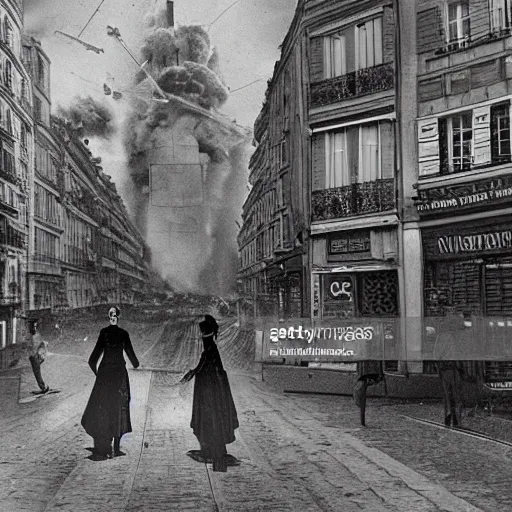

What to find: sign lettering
left=437, top=230, right=512, bottom=254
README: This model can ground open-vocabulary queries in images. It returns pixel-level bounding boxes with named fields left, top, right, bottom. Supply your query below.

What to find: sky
left=23, top=0, right=297, bottom=128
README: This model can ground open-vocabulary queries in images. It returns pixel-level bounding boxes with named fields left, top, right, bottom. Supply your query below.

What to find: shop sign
left=329, top=230, right=370, bottom=254
left=437, top=230, right=512, bottom=254
left=415, top=175, right=512, bottom=214
left=256, top=317, right=398, bottom=362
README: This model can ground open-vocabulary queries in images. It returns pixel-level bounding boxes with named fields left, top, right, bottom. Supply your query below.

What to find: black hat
left=200, top=314, right=219, bottom=337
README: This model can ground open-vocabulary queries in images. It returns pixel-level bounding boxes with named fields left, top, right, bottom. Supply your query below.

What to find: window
left=3, top=17, right=12, bottom=48
left=325, top=130, right=349, bottom=188
left=491, top=103, right=511, bottom=162
left=359, top=124, right=380, bottom=182
left=323, top=122, right=386, bottom=188
left=490, top=0, right=510, bottom=31
left=4, top=60, right=11, bottom=90
left=34, top=97, right=42, bottom=122
left=37, top=55, right=45, bottom=88
left=324, top=34, right=346, bottom=78
left=440, top=112, right=473, bottom=173
left=448, top=2, right=470, bottom=43
left=356, top=18, right=383, bottom=70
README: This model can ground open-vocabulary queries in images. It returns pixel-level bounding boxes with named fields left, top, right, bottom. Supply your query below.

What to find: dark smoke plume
left=124, top=3, right=252, bottom=295
left=57, top=96, right=115, bottom=139
left=157, top=62, right=228, bottom=109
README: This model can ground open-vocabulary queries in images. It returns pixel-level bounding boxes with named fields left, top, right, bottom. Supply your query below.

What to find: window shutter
left=417, top=7, right=444, bottom=53
left=418, top=118, right=440, bottom=176
left=312, top=134, right=326, bottom=191
left=380, top=121, right=395, bottom=179
left=472, top=105, right=491, bottom=166
left=309, top=37, right=324, bottom=83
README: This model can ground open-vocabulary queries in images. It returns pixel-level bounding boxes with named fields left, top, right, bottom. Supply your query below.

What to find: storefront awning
left=312, top=263, right=398, bottom=273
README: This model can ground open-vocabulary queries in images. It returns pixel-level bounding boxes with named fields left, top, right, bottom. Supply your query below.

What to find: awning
left=312, top=263, right=398, bottom=273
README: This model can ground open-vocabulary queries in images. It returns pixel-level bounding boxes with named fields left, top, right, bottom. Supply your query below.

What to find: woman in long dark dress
left=182, top=315, right=239, bottom=472
left=81, top=306, right=140, bottom=461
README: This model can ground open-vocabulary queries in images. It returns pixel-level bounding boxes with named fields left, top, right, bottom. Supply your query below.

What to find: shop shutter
left=472, top=105, right=491, bottom=166
left=485, top=261, right=512, bottom=316
left=418, top=117, right=440, bottom=176
left=417, top=7, right=444, bottom=53
left=433, top=261, right=482, bottom=315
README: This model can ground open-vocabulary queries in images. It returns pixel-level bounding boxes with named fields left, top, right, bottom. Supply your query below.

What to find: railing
left=311, top=178, right=395, bottom=221
left=310, top=62, right=394, bottom=108
left=29, top=254, right=62, bottom=275
left=0, top=220, right=24, bottom=248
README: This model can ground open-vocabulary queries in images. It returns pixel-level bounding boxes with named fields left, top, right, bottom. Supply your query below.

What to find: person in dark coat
left=181, top=314, right=239, bottom=472
left=433, top=312, right=465, bottom=427
left=81, top=306, right=140, bottom=461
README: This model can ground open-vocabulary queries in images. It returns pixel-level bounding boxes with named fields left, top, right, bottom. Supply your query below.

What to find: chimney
left=167, top=1, right=174, bottom=27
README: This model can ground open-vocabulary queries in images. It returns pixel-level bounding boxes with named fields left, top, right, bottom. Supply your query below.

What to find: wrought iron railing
left=311, top=178, right=395, bottom=221
left=311, top=62, right=394, bottom=108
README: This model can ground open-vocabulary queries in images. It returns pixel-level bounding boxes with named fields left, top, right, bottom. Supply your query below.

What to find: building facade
left=238, top=6, right=308, bottom=319
left=414, top=0, right=512, bottom=375
left=0, top=0, right=32, bottom=363
left=22, top=36, right=66, bottom=313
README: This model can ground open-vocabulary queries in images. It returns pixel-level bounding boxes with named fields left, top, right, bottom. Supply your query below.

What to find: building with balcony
left=0, top=0, right=33, bottom=363
left=52, top=117, right=150, bottom=310
left=412, top=0, right=512, bottom=375
left=306, top=0, right=400, bottom=346
left=22, top=36, right=66, bottom=313
left=238, top=5, right=308, bottom=319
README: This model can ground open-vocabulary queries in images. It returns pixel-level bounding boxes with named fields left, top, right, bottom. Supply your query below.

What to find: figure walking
left=81, top=306, right=140, bottom=461
left=28, top=320, right=49, bottom=394
left=433, top=312, right=465, bottom=427
left=181, top=315, right=239, bottom=472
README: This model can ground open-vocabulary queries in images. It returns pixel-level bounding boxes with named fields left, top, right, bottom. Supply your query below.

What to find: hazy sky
left=23, top=0, right=297, bottom=128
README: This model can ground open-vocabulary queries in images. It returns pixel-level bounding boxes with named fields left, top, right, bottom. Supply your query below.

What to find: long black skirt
left=191, top=368, right=239, bottom=458
left=81, top=366, right=132, bottom=441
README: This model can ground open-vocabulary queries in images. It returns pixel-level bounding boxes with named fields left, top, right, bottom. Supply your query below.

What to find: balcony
left=310, top=62, right=394, bottom=108
left=311, top=178, right=395, bottom=222
left=28, top=254, right=62, bottom=275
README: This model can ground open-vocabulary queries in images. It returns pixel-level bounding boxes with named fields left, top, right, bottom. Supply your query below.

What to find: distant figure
left=433, top=313, right=465, bottom=427
left=181, top=314, right=239, bottom=472
left=28, top=320, right=49, bottom=394
left=81, top=306, right=140, bottom=461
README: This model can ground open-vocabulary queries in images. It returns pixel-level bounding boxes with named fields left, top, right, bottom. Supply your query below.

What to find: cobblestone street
left=1, top=320, right=512, bottom=511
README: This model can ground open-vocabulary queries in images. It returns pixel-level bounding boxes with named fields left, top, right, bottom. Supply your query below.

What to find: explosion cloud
left=57, top=95, right=115, bottom=139
left=124, top=1, right=252, bottom=296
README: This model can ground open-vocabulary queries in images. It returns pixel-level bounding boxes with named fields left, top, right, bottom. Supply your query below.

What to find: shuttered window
left=491, top=103, right=511, bottom=164
left=417, top=7, right=445, bottom=53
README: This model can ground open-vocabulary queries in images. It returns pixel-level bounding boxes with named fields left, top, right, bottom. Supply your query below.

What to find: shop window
left=359, top=271, right=399, bottom=317
left=491, top=103, right=511, bottom=164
